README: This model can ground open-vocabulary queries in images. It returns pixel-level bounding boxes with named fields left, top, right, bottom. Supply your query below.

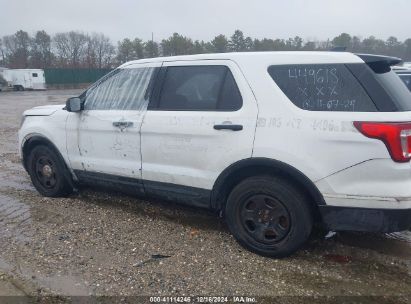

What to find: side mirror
left=66, top=97, right=82, bottom=112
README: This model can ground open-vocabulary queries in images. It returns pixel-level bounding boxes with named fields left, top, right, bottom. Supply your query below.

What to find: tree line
left=1, top=30, right=411, bottom=69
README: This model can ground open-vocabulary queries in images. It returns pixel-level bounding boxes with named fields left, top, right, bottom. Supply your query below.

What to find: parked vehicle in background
left=18, top=52, right=411, bottom=257
left=392, top=66, right=409, bottom=71
left=0, top=75, right=5, bottom=92
left=394, top=69, right=411, bottom=91
left=0, top=68, right=46, bottom=91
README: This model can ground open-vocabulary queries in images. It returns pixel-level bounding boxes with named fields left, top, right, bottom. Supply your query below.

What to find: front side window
left=157, top=65, right=242, bottom=111
left=32, top=73, right=38, bottom=77
left=268, top=64, right=377, bottom=112
left=85, top=67, right=155, bottom=111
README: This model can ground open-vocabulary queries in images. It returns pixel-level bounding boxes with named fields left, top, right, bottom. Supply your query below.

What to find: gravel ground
left=0, top=89, right=410, bottom=303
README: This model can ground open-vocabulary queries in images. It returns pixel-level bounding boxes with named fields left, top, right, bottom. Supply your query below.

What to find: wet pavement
left=0, top=90, right=410, bottom=302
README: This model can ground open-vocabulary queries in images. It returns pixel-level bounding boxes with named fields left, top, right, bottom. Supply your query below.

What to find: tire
left=27, top=145, right=73, bottom=197
left=225, top=175, right=313, bottom=258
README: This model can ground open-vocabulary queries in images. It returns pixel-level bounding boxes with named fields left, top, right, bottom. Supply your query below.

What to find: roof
left=119, top=51, right=364, bottom=68
left=8, top=69, right=44, bottom=71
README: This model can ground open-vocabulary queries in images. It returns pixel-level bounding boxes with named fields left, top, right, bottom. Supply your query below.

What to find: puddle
left=34, top=274, right=90, bottom=296
left=0, top=172, right=34, bottom=191
left=0, top=194, right=33, bottom=241
left=47, top=95, right=64, bottom=103
left=338, top=231, right=411, bottom=259
left=0, top=256, right=90, bottom=296
left=0, top=257, right=13, bottom=272
left=337, top=231, right=411, bottom=276
left=0, top=277, right=25, bottom=296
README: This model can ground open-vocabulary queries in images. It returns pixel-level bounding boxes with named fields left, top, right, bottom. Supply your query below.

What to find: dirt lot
left=0, top=90, right=410, bottom=303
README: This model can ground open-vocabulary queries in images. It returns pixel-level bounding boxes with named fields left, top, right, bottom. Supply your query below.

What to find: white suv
left=18, top=52, right=411, bottom=257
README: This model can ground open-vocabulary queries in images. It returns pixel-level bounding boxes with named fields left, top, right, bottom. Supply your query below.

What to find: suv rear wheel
left=27, top=145, right=73, bottom=197
left=225, top=175, right=313, bottom=257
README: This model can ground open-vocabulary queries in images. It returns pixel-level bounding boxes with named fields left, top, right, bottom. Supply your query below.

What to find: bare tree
left=85, top=35, right=98, bottom=68
left=31, top=30, right=53, bottom=69
left=53, top=33, right=69, bottom=67
left=0, top=39, right=5, bottom=66
left=94, top=34, right=115, bottom=68
left=2, top=30, right=31, bottom=68
left=53, top=31, right=88, bottom=68
left=85, top=33, right=115, bottom=69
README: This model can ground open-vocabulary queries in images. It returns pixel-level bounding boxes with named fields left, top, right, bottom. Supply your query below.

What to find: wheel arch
left=22, top=134, right=69, bottom=174
left=210, top=157, right=325, bottom=220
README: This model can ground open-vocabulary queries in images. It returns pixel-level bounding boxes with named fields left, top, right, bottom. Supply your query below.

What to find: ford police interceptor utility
left=19, top=52, right=411, bottom=257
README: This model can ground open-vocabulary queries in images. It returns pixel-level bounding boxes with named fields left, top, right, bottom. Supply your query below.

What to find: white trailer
left=1, top=68, right=46, bottom=91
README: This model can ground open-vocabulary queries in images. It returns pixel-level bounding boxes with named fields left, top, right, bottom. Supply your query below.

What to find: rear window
left=375, top=72, right=411, bottom=110
left=398, top=74, right=411, bottom=91
left=347, top=64, right=411, bottom=112
left=268, top=64, right=377, bottom=112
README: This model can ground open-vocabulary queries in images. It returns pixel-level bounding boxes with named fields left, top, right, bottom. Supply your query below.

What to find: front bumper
left=319, top=206, right=411, bottom=233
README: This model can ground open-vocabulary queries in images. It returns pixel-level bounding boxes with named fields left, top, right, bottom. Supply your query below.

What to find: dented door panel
left=71, top=109, right=143, bottom=178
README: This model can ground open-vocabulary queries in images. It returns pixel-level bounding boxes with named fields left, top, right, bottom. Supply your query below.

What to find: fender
left=210, top=157, right=326, bottom=212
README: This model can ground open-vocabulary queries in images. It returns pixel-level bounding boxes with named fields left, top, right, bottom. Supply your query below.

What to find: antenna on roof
left=330, top=46, right=347, bottom=52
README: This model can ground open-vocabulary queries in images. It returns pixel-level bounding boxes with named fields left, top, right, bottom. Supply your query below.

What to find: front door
left=66, top=63, right=160, bottom=189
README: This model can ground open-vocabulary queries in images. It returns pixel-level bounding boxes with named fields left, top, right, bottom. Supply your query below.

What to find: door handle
left=113, top=121, right=133, bottom=128
left=213, top=124, right=243, bottom=131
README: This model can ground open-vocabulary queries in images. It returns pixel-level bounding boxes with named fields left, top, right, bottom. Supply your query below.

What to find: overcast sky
left=1, top=0, right=410, bottom=43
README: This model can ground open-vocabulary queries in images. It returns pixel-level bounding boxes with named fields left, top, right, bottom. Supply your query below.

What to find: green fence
left=44, top=68, right=112, bottom=85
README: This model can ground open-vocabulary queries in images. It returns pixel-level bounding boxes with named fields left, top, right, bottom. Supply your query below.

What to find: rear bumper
left=315, top=159, right=411, bottom=199
left=319, top=206, right=411, bottom=233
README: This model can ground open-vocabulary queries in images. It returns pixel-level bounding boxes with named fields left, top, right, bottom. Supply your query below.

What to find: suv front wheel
left=225, top=175, right=313, bottom=257
left=27, top=145, right=73, bottom=197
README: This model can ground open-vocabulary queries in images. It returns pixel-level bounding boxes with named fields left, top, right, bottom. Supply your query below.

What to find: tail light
left=354, top=122, right=411, bottom=163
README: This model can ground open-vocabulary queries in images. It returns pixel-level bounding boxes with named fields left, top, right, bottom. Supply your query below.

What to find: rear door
left=140, top=60, right=258, bottom=198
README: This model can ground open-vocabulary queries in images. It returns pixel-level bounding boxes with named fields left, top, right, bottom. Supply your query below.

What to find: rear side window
left=157, top=66, right=242, bottom=111
left=85, top=67, right=155, bottom=111
left=32, top=73, right=38, bottom=77
left=268, top=64, right=377, bottom=112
